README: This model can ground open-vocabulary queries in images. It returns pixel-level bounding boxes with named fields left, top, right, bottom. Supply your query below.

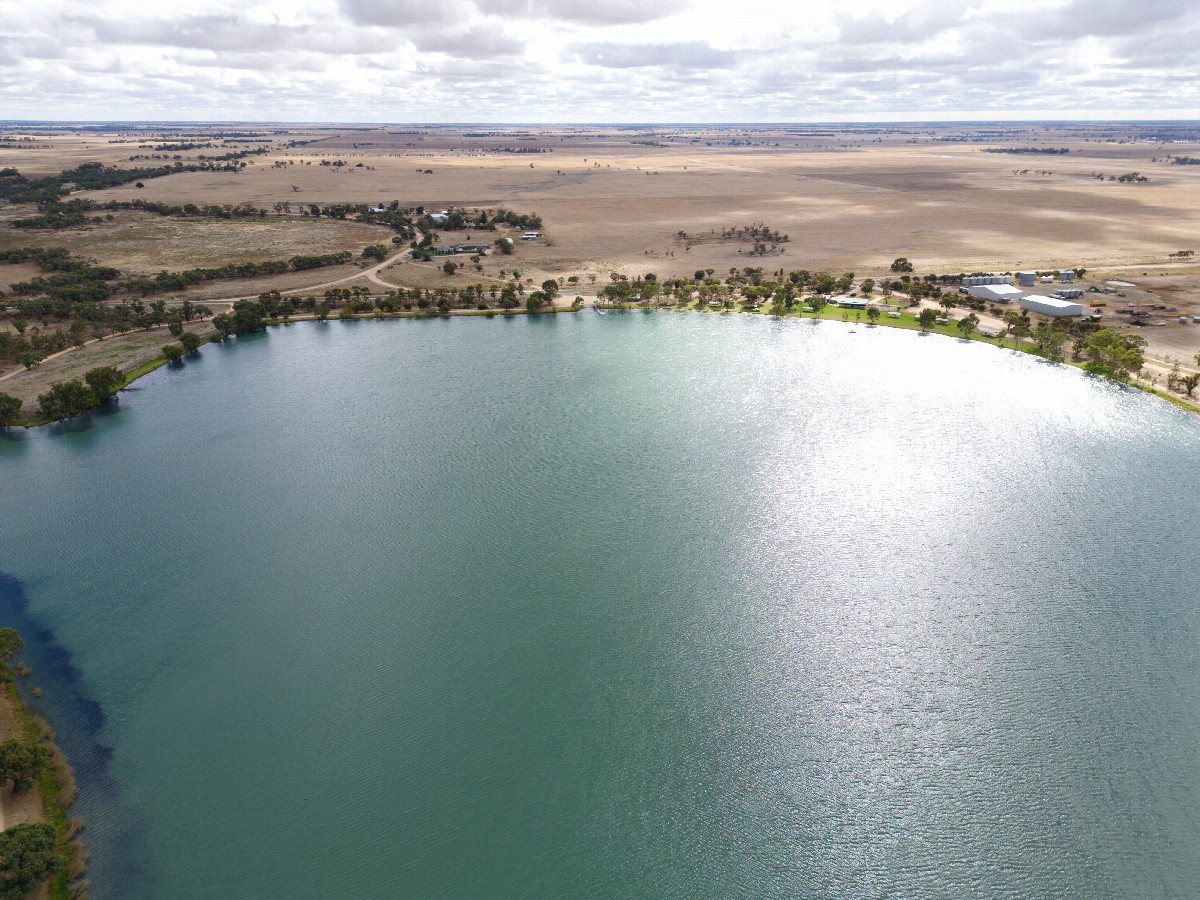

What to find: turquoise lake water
left=2, top=312, right=1200, bottom=898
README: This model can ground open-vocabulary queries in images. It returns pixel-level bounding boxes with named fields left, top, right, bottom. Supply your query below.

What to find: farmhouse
left=1021, top=295, right=1083, bottom=317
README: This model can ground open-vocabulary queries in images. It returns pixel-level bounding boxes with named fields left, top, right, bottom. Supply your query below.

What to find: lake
left=3, top=311, right=1200, bottom=898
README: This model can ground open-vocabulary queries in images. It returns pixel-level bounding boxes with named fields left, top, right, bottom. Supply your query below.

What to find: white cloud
left=0, top=0, right=1197, bottom=119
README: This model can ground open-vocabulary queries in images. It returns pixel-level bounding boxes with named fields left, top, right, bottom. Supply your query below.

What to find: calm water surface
left=2, top=313, right=1200, bottom=898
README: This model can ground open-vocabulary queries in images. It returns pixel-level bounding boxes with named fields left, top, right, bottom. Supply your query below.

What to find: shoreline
left=0, top=571, right=152, bottom=900
left=4, top=299, right=1198, bottom=430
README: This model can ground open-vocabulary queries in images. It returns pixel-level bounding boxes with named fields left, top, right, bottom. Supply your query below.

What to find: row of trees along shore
left=2, top=256, right=1190, bottom=426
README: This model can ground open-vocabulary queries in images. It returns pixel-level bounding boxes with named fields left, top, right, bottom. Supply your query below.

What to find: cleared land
left=3, top=122, right=1200, bottom=407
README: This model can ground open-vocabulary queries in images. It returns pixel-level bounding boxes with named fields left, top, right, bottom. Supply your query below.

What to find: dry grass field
left=3, top=121, right=1200, bottom=390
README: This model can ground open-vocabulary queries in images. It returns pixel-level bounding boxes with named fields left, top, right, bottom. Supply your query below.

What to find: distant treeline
left=1169, top=156, right=1200, bottom=165
left=983, top=147, right=1070, bottom=155
left=0, top=161, right=252, bottom=207
left=1, top=245, right=353, bottom=303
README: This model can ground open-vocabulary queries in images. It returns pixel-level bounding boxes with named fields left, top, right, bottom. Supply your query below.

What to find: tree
left=957, top=313, right=979, bottom=338
left=891, top=257, right=914, bottom=273
left=0, top=394, right=20, bottom=427
left=442, top=260, right=457, bottom=275
left=314, top=302, right=330, bottom=321
left=866, top=305, right=881, bottom=325
left=162, top=344, right=184, bottom=362
left=211, top=314, right=234, bottom=338
left=0, top=740, right=49, bottom=794
left=179, top=332, right=202, bottom=353
left=1033, top=321, right=1066, bottom=360
left=84, top=366, right=123, bottom=401
left=526, top=291, right=546, bottom=313
left=860, top=278, right=875, bottom=295
left=0, top=822, right=64, bottom=899
left=1084, top=329, right=1145, bottom=380
left=917, top=308, right=938, bottom=332
left=167, top=318, right=184, bottom=338
left=37, top=380, right=96, bottom=420
left=541, top=279, right=559, bottom=304
left=1183, top=373, right=1200, bottom=397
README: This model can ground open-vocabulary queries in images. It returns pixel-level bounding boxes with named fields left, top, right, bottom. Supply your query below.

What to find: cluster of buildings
left=962, top=269, right=1085, bottom=317
left=435, top=242, right=491, bottom=255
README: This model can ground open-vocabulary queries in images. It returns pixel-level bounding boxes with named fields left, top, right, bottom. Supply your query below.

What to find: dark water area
left=2, top=313, right=1200, bottom=899
left=0, top=571, right=153, bottom=898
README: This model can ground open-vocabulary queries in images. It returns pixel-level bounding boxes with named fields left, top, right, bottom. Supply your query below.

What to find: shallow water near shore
left=3, top=312, right=1200, bottom=899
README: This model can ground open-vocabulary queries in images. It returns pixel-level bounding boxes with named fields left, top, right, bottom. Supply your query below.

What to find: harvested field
left=4, top=122, right=1200, bottom=381
left=0, top=214, right=392, bottom=275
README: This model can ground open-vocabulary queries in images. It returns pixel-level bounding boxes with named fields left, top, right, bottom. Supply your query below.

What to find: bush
left=0, top=739, right=49, bottom=794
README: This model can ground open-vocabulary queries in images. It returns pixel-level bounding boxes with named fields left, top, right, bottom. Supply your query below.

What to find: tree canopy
left=0, top=822, right=64, bottom=899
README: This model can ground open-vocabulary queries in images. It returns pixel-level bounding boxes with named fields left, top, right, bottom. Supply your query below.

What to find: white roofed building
left=968, top=284, right=1024, bottom=303
left=1021, top=295, right=1083, bottom=317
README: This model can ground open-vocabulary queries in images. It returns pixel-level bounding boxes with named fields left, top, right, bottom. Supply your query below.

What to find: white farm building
left=1021, top=295, right=1083, bottom=317
left=968, top=284, right=1024, bottom=303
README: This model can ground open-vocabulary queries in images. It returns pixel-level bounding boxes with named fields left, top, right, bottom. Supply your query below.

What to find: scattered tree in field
left=917, top=308, right=938, bottom=331
left=167, top=318, right=184, bottom=338
left=957, top=313, right=979, bottom=338
left=891, top=257, right=914, bottom=273
left=1182, top=373, right=1200, bottom=397
left=866, top=305, right=881, bottom=325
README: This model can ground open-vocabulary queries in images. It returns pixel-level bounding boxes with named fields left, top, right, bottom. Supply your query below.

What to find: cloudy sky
left=1, top=0, right=1197, bottom=121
